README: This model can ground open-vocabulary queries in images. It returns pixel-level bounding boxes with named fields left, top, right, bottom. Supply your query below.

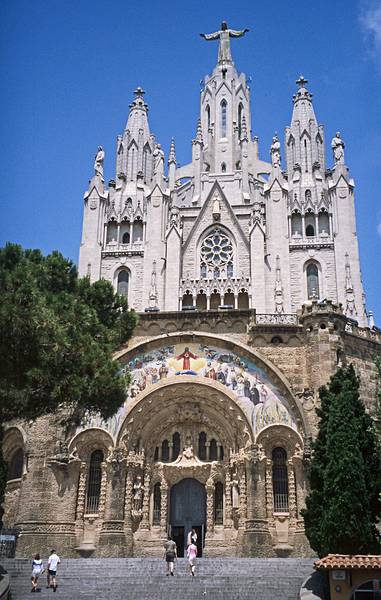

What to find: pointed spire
left=129, top=87, right=149, bottom=111
left=193, top=119, right=204, bottom=144
left=240, top=115, right=248, bottom=142
left=291, top=74, right=317, bottom=129
left=168, top=138, right=177, bottom=165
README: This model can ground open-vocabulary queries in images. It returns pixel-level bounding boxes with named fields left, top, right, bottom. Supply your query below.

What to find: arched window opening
left=238, top=291, right=249, bottom=309
left=272, top=447, right=289, bottom=512
left=224, top=291, right=234, bottom=307
left=86, top=450, right=104, bottom=513
left=122, top=231, right=130, bottom=244
left=132, top=219, right=143, bottom=243
left=305, top=213, right=315, bottom=237
left=182, top=292, right=193, bottom=309
left=209, top=439, right=218, bottom=461
left=214, top=482, right=224, bottom=525
left=106, top=222, right=118, bottom=244
left=210, top=292, right=220, bottom=310
left=7, top=448, right=24, bottom=481
left=198, top=432, right=207, bottom=461
left=161, top=440, right=169, bottom=462
left=200, top=263, right=207, bottom=278
left=227, top=262, right=233, bottom=277
left=219, top=446, right=224, bottom=461
left=154, top=446, right=159, bottom=462
left=305, top=224, right=315, bottom=237
left=213, top=267, right=220, bottom=279
left=220, top=100, right=227, bottom=138
left=206, top=105, right=211, bottom=130
left=305, top=189, right=312, bottom=203
left=196, top=292, right=207, bottom=311
left=238, top=103, right=243, bottom=139
left=221, top=162, right=226, bottom=173
left=291, top=213, right=302, bottom=237
left=172, top=432, right=180, bottom=461
left=307, top=263, right=319, bottom=299
left=304, top=138, right=308, bottom=172
left=235, top=161, right=241, bottom=170
left=318, top=212, right=330, bottom=235
left=153, top=482, right=161, bottom=525
left=117, top=270, right=129, bottom=298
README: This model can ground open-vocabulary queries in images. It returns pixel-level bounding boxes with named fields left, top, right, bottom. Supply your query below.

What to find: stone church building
left=3, top=24, right=380, bottom=558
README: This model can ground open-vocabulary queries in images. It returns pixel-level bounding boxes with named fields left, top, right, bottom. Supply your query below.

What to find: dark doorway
left=170, top=478, right=206, bottom=557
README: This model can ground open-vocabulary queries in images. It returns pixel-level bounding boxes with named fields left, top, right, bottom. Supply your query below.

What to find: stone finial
left=195, top=118, right=203, bottom=143
left=240, top=115, right=248, bottom=141
left=168, top=138, right=177, bottom=164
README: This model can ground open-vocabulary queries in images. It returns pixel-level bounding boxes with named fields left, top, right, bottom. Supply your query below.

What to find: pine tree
left=303, top=365, right=381, bottom=556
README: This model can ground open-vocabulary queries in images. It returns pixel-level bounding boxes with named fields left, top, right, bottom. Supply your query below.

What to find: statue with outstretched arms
left=200, top=21, right=249, bottom=64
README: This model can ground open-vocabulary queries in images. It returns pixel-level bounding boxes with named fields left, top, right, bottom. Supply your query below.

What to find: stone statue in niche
left=94, top=146, right=105, bottom=178
left=131, top=475, right=143, bottom=520
left=153, top=144, right=165, bottom=179
left=232, top=475, right=240, bottom=509
left=331, top=132, right=345, bottom=165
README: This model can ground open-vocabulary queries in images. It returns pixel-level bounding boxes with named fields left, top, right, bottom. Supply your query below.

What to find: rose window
left=200, top=228, right=233, bottom=278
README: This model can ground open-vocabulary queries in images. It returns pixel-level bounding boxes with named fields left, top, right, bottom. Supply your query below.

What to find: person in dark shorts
left=47, top=549, right=60, bottom=592
left=163, top=535, right=177, bottom=576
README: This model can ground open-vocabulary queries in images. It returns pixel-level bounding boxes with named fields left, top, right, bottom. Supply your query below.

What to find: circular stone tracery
left=200, top=228, right=233, bottom=277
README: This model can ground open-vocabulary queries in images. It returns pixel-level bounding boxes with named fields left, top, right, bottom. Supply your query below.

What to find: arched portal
left=170, top=478, right=206, bottom=557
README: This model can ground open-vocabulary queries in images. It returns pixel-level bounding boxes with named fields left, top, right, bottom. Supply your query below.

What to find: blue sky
left=1, top=0, right=380, bottom=322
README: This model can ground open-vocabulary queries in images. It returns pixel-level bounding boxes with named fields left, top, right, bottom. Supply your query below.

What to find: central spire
left=200, top=21, right=249, bottom=65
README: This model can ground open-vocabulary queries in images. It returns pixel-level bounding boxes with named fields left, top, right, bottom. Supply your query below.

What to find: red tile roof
left=315, top=555, right=381, bottom=570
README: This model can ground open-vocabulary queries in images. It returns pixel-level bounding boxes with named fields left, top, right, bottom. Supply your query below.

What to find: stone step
left=1, top=558, right=315, bottom=600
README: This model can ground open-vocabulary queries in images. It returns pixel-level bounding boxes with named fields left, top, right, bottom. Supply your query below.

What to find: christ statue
left=176, top=346, right=198, bottom=371
left=200, top=21, right=249, bottom=65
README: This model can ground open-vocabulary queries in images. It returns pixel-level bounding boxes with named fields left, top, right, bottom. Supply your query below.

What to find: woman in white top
left=31, top=553, right=44, bottom=592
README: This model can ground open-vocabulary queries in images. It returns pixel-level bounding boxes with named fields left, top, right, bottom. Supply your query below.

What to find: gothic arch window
left=132, top=219, right=143, bottom=243
left=220, top=100, right=227, bottom=138
left=238, top=291, right=249, bottom=309
left=106, top=221, right=118, bottom=244
left=221, top=162, right=226, bottom=173
left=7, top=448, right=24, bottom=481
left=153, top=482, right=161, bottom=525
left=200, top=228, right=234, bottom=280
left=182, top=291, right=193, bottom=308
left=206, top=104, right=211, bottom=130
left=306, top=263, right=320, bottom=298
left=117, top=270, right=129, bottom=298
left=122, top=231, right=130, bottom=244
left=129, top=146, right=136, bottom=181
left=172, top=432, right=180, bottom=461
left=305, top=189, right=312, bottom=202
left=196, top=292, right=207, bottom=310
left=238, top=103, right=243, bottom=139
left=291, top=213, right=302, bottom=236
left=214, top=482, right=224, bottom=525
left=305, top=212, right=315, bottom=237
left=318, top=211, right=330, bottom=235
left=86, top=450, right=104, bottom=513
left=161, top=439, right=169, bottom=462
left=272, top=447, right=289, bottom=512
left=209, top=438, right=218, bottom=461
left=198, top=432, right=207, bottom=461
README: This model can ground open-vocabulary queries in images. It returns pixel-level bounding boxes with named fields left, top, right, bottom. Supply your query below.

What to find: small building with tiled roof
left=315, top=554, right=381, bottom=599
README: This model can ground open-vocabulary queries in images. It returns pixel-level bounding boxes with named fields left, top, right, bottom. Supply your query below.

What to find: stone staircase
left=1, top=557, right=316, bottom=600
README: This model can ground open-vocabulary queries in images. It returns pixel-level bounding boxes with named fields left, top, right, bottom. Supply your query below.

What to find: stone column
left=292, top=455, right=312, bottom=556
left=206, top=478, right=214, bottom=536
left=98, top=448, right=128, bottom=557
left=241, top=453, right=274, bottom=557
left=74, top=462, right=87, bottom=539
left=15, top=417, right=79, bottom=557
left=224, top=469, right=233, bottom=528
left=140, top=469, right=151, bottom=530
left=160, top=482, right=168, bottom=534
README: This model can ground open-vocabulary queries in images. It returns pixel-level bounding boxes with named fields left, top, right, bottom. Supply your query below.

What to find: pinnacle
left=296, top=75, right=308, bottom=88
left=168, top=138, right=177, bottom=164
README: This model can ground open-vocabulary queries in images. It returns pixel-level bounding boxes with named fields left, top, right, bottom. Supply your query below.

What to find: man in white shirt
left=47, top=550, right=61, bottom=592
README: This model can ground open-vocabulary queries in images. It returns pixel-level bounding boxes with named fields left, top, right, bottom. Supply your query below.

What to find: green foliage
left=0, top=243, right=137, bottom=424
left=302, top=365, right=381, bottom=557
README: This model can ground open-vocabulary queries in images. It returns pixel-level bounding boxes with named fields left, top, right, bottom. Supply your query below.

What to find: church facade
left=2, top=24, right=380, bottom=559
